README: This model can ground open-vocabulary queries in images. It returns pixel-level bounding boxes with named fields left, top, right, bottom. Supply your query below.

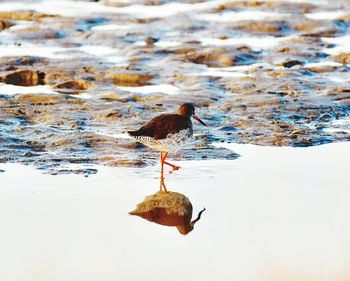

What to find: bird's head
left=176, top=207, right=206, bottom=235
left=177, top=103, right=207, bottom=126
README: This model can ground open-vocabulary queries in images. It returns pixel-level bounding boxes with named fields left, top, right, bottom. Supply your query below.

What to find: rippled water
left=0, top=0, right=349, bottom=174
left=1, top=2, right=350, bottom=280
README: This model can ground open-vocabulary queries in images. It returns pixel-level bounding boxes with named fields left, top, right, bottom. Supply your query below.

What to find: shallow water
left=1, top=142, right=349, bottom=281
left=1, top=1, right=350, bottom=280
left=0, top=0, right=349, bottom=173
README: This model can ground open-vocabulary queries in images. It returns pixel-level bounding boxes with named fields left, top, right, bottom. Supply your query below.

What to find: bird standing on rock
left=128, top=103, right=207, bottom=191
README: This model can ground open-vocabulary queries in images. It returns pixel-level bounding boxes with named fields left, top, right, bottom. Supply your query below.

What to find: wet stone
left=1, top=70, right=46, bottom=86
left=109, top=159, right=147, bottom=167
left=107, top=70, right=154, bottom=86
left=282, top=60, right=303, bottom=68
left=0, top=56, right=48, bottom=67
left=0, top=11, right=56, bottom=20
left=232, top=21, right=287, bottom=35
left=332, top=53, right=350, bottom=64
left=186, top=48, right=257, bottom=67
left=54, top=80, right=93, bottom=91
left=0, top=19, right=13, bottom=30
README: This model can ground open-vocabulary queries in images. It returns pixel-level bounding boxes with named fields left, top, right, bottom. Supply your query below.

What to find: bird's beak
left=193, top=115, right=207, bottom=126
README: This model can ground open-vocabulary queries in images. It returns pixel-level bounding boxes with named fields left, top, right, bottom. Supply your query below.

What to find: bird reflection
left=129, top=190, right=205, bottom=235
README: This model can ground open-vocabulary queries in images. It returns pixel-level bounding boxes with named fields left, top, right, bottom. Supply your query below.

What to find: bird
left=128, top=103, right=207, bottom=191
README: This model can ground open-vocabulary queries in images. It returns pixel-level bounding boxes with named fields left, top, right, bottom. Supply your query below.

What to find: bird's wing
left=153, top=114, right=190, bottom=140
left=135, top=114, right=190, bottom=140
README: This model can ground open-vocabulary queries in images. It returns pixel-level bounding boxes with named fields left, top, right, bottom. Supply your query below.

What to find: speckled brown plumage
left=128, top=113, right=193, bottom=140
left=128, top=103, right=206, bottom=140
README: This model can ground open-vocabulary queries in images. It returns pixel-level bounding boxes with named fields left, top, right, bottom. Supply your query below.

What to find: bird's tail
left=128, top=130, right=140, bottom=137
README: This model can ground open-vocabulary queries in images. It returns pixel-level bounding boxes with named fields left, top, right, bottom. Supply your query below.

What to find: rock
left=14, top=94, right=60, bottom=105
left=217, top=1, right=264, bottom=9
left=107, top=70, right=154, bottom=86
left=54, top=80, right=92, bottom=90
left=290, top=19, right=320, bottom=32
left=103, top=1, right=126, bottom=7
left=217, top=1, right=316, bottom=12
left=109, top=159, right=147, bottom=167
left=0, top=56, right=48, bottom=66
left=0, top=11, right=56, bottom=20
left=141, top=0, right=163, bottom=6
left=303, top=29, right=338, bottom=37
left=339, top=13, right=350, bottom=21
left=13, top=28, right=62, bottom=40
left=185, top=47, right=258, bottom=67
left=233, top=21, right=285, bottom=34
left=332, top=53, right=350, bottom=64
left=1, top=70, right=46, bottom=86
left=145, top=37, right=158, bottom=45
left=0, top=19, right=13, bottom=30
left=307, top=65, right=340, bottom=73
left=281, top=60, right=303, bottom=68
left=189, top=51, right=234, bottom=67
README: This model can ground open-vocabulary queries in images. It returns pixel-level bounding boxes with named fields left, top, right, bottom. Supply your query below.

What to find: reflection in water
left=129, top=190, right=205, bottom=235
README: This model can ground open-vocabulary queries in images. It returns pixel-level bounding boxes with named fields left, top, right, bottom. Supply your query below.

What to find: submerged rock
left=186, top=48, right=257, bottom=67
left=0, top=11, right=56, bottom=20
left=53, top=79, right=93, bottom=94
left=332, top=53, right=350, bottom=64
left=1, top=69, right=46, bottom=86
left=0, top=19, right=13, bottom=30
left=107, top=70, right=154, bottom=86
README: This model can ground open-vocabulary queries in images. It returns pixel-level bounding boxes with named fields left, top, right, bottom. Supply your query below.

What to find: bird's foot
left=163, top=161, right=180, bottom=171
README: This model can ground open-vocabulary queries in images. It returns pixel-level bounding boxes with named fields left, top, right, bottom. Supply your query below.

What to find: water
left=0, top=1, right=350, bottom=280
left=0, top=0, right=349, bottom=173
left=0, top=142, right=349, bottom=281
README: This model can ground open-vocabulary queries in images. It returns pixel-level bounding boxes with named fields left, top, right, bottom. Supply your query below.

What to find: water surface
left=0, top=0, right=349, bottom=173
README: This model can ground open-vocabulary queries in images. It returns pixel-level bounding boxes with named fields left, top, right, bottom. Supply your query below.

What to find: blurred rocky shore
left=0, top=0, right=349, bottom=174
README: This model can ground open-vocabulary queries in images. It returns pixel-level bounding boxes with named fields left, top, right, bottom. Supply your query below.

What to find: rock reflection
left=129, top=190, right=205, bottom=235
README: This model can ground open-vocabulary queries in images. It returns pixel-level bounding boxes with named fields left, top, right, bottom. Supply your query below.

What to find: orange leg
left=159, top=152, right=168, bottom=192
left=164, top=161, right=180, bottom=170
left=160, top=175, right=168, bottom=193
left=161, top=152, right=180, bottom=171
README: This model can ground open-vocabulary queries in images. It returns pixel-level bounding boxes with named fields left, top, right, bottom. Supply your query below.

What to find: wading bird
left=128, top=103, right=207, bottom=191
